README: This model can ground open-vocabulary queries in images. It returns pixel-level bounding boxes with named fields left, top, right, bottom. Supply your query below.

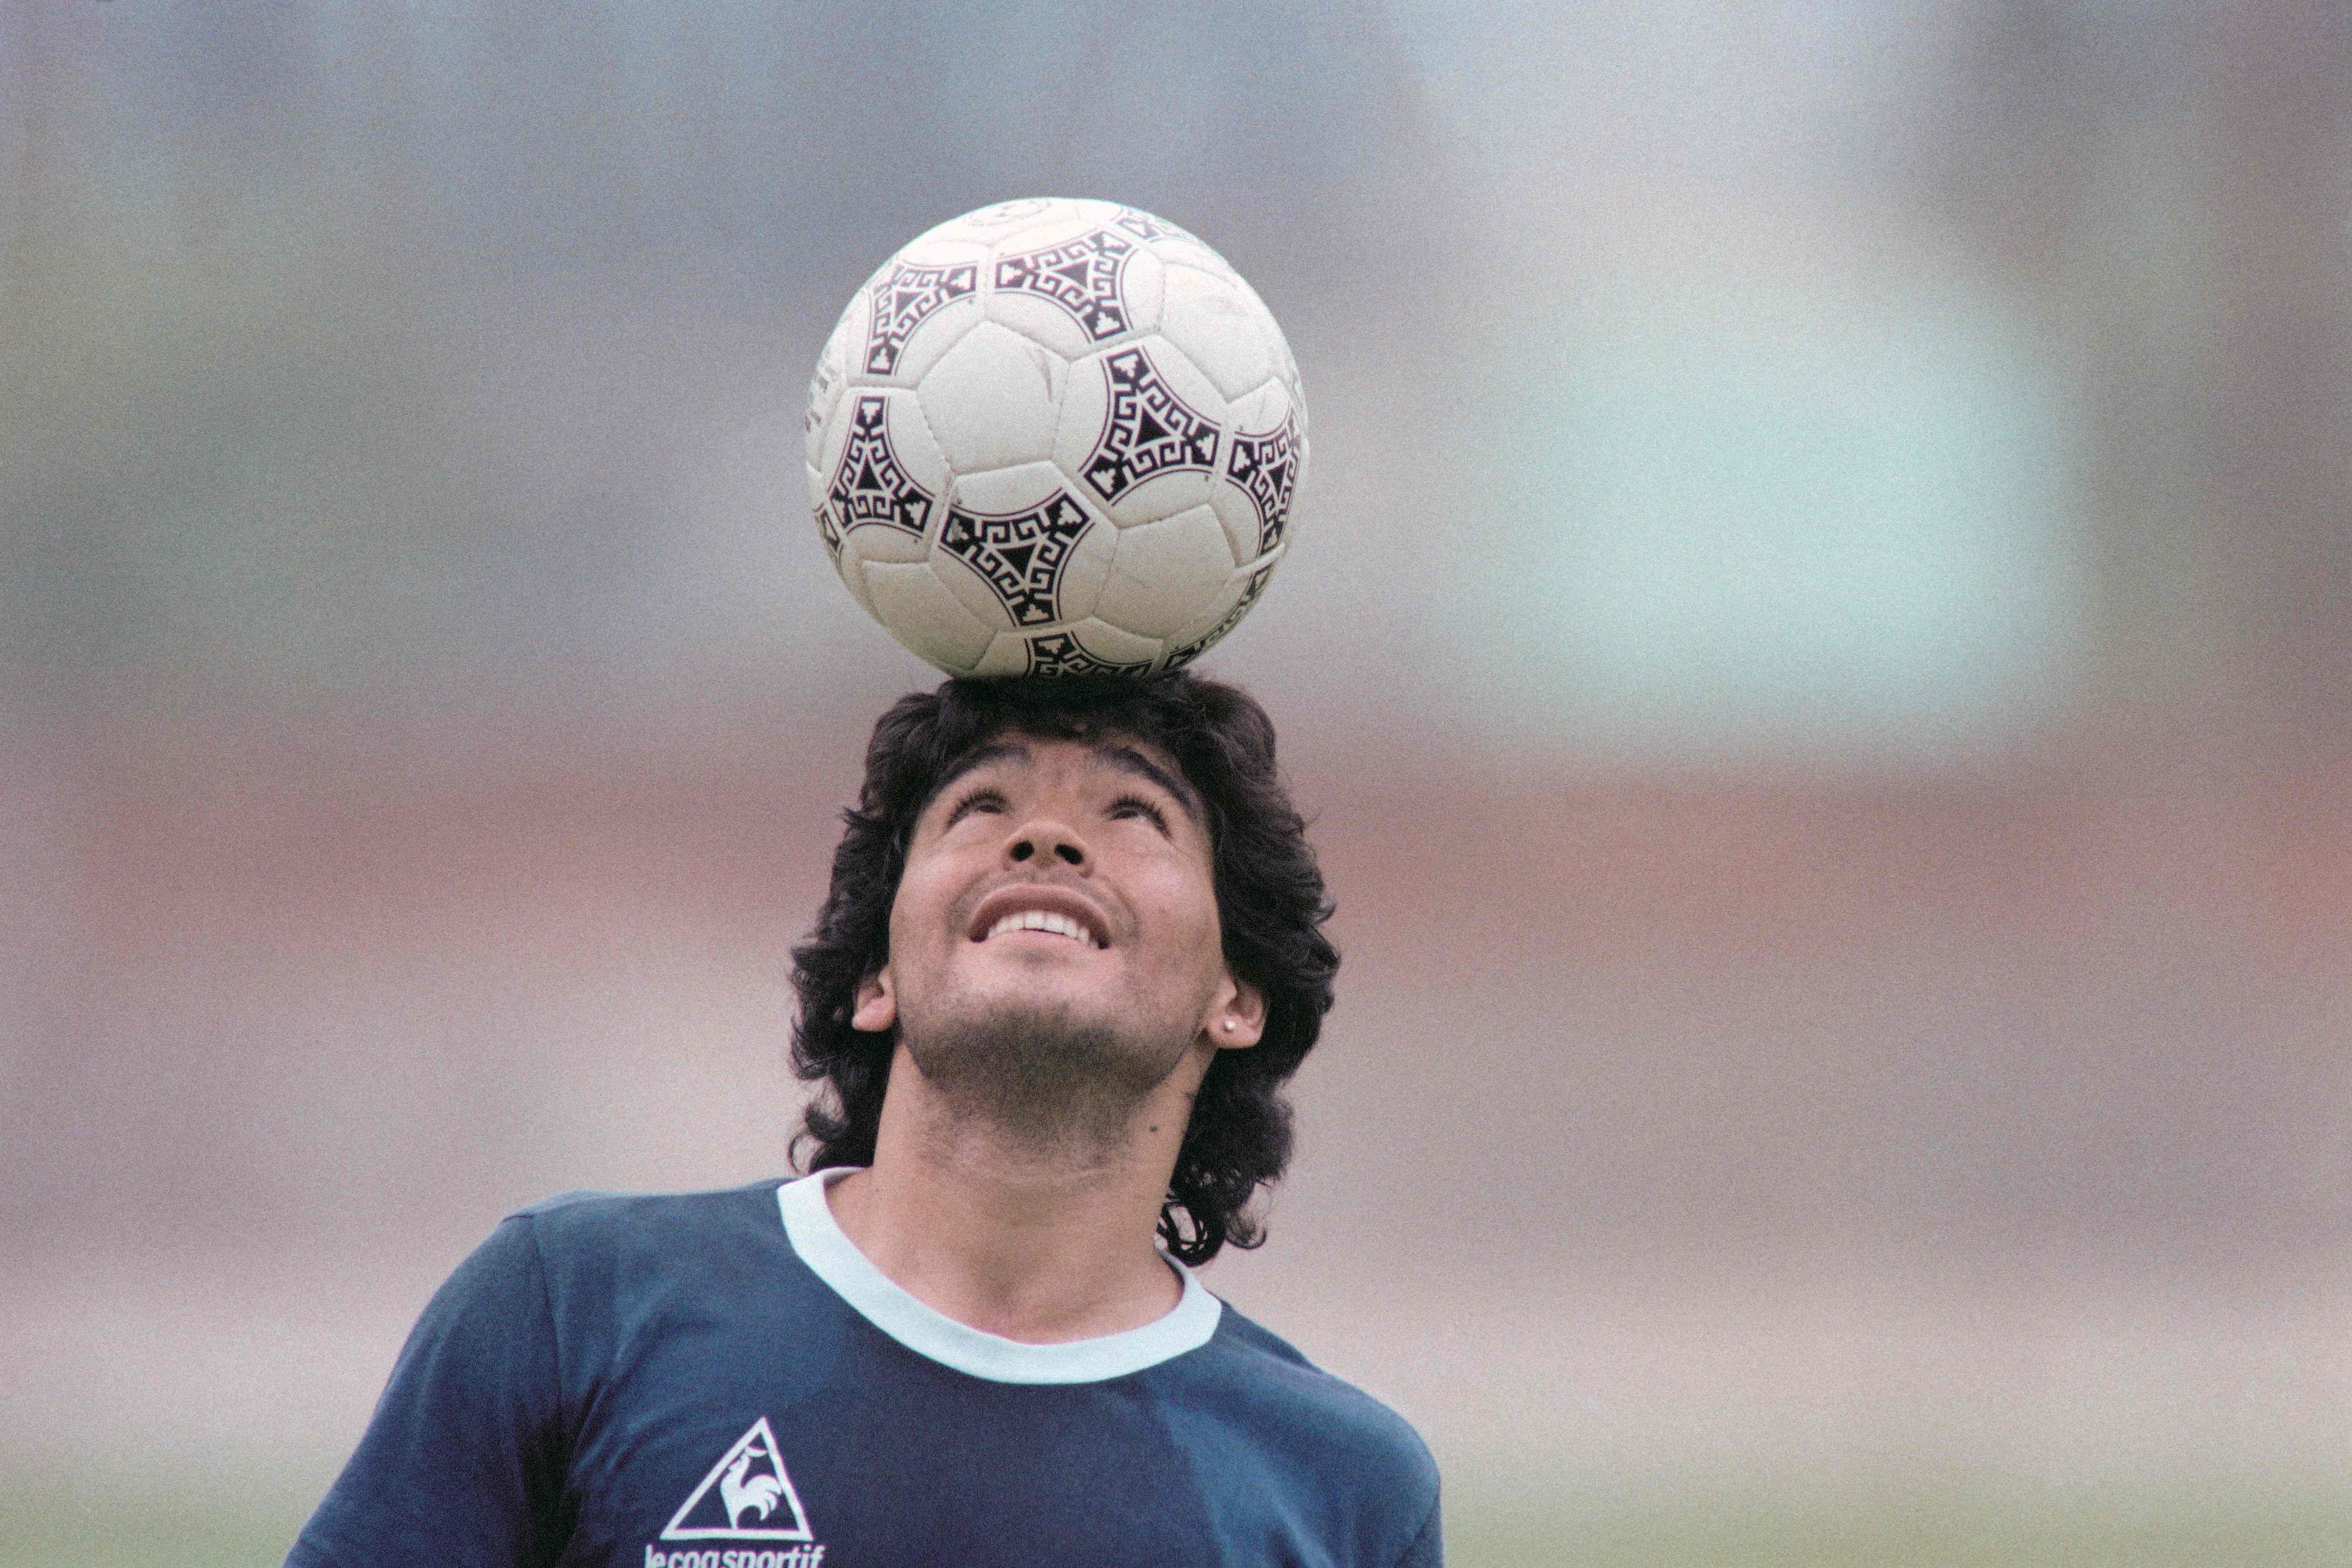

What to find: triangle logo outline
left=660, top=1417, right=815, bottom=1542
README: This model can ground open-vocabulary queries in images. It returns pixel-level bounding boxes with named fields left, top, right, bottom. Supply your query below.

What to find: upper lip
left=966, top=881, right=1114, bottom=949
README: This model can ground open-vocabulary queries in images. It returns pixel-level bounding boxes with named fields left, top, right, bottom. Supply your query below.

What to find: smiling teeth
left=985, top=910, right=1096, bottom=945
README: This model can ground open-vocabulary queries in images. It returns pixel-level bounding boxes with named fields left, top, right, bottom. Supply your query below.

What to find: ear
left=851, top=966, right=897, bottom=1033
left=1206, top=976, right=1267, bottom=1050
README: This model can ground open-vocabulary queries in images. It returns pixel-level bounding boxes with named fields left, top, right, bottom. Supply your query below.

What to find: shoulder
left=1163, top=1297, right=1441, bottom=1556
left=1206, top=1302, right=1438, bottom=1477
left=508, top=1179, right=788, bottom=1248
left=487, top=1179, right=803, bottom=1317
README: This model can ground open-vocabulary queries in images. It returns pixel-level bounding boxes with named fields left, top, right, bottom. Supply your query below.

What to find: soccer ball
left=805, top=198, right=1307, bottom=677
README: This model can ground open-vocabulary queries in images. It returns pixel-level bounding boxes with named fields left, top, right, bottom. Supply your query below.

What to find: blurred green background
left=4, top=1, right=2348, bottom=1563
left=10, top=1478, right=2349, bottom=1566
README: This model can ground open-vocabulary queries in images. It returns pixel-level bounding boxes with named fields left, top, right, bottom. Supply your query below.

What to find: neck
left=825, top=1037, right=1213, bottom=1343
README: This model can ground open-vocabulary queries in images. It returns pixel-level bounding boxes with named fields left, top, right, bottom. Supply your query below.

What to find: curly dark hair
left=789, top=671, right=1337, bottom=1265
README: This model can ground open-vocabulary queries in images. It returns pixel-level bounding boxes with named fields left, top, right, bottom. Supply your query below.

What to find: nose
left=1005, top=818, right=1087, bottom=869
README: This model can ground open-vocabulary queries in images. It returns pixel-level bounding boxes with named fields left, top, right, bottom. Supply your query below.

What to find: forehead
left=923, top=730, right=1200, bottom=818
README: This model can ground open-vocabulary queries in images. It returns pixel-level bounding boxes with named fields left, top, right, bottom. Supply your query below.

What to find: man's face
left=852, top=732, right=1261, bottom=1131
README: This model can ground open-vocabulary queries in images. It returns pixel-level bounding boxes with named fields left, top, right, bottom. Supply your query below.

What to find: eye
left=943, top=789, right=1008, bottom=831
left=1108, top=793, right=1171, bottom=835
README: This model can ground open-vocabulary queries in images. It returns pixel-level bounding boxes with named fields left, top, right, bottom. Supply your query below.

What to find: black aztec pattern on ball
left=865, top=260, right=978, bottom=375
left=1224, top=407, right=1302, bottom=554
left=1023, top=631, right=1155, bottom=678
left=1113, top=207, right=1195, bottom=245
left=805, top=359, right=840, bottom=439
left=1163, top=561, right=1275, bottom=671
left=994, top=229, right=1133, bottom=342
left=1083, top=346, right=1222, bottom=505
left=821, top=395, right=932, bottom=553
left=939, top=491, right=1092, bottom=628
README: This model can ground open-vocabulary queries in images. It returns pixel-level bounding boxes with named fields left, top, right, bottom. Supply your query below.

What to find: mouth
left=982, top=909, right=1100, bottom=946
left=968, top=888, right=1111, bottom=949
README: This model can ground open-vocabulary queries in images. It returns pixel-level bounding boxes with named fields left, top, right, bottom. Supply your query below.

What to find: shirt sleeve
left=284, top=1215, right=572, bottom=1568
left=1389, top=1488, right=1443, bottom=1568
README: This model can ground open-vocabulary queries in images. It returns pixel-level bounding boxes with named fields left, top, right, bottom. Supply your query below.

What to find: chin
left=899, top=990, right=1199, bottom=1151
left=931, top=987, right=1120, bottom=1046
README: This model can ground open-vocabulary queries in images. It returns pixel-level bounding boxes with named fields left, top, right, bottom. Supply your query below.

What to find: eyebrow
left=1097, top=743, right=1202, bottom=824
left=927, top=740, right=1032, bottom=808
left=924, top=737, right=1202, bottom=824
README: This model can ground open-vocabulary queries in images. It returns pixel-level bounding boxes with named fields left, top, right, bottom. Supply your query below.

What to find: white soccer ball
left=805, top=198, right=1307, bottom=677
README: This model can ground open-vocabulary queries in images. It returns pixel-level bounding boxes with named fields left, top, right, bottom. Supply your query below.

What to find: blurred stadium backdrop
left=3, top=2, right=2349, bottom=1563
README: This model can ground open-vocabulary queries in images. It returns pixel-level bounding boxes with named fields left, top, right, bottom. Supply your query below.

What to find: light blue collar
left=776, top=1168, right=1222, bottom=1385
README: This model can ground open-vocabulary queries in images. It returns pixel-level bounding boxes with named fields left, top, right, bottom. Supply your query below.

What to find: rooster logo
left=720, top=1448, right=785, bottom=1529
left=660, top=1417, right=815, bottom=1543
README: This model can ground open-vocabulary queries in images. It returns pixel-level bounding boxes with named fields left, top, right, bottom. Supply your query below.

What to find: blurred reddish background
left=2, top=0, right=2347, bottom=1540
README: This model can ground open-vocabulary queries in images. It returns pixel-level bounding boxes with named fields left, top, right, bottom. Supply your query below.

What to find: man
left=287, top=672, right=1441, bottom=1567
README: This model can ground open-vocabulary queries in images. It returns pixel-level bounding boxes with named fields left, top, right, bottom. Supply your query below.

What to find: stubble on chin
left=903, top=1002, right=1192, bottom=1160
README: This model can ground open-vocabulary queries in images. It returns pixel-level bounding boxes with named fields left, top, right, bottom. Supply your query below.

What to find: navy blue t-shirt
left=287, top=1172, right=1441, bottom=1567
